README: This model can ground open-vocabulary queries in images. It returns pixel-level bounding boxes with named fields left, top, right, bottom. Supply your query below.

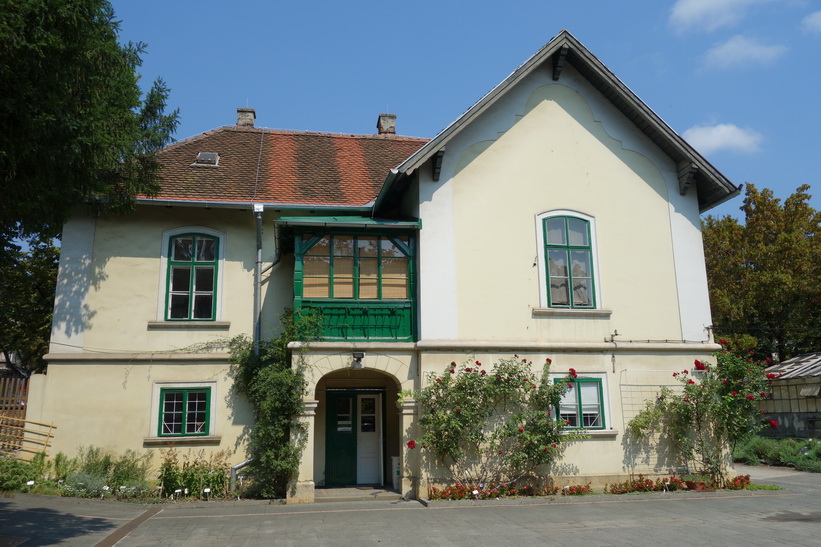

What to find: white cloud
left=670, top=0, right=775, bottom=32
left=801, top=11, right=821, bottom=33
left=703, top=35, right=787, bottom=68
left=683, top=124, right=763, bottom=154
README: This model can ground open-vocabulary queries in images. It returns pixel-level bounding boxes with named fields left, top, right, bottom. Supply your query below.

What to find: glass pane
left=334, top=257, right=354, bottom=277
left=186, top=392, right=208, bottom=434
left=194, top=267, right=214, bottom=292
left=170, top=267, right=191, bottom=291
left=336, top=398, right=351, bottom=416
left=360, top=258, right=378, bottom=278
left=361, top=397, right=375, bottom=414
left=173, top=238, right=192, bottom=261
left=358, top=237, right=379, bottom=257
left=162, top=392, right=183, bottom=434
left=169, top=294, right=190, bottom=318
left=193, top=295, right=213, bottom=319
left=572, top=278, right=592, bottom=307
left=382, top=277, right=407, bottom=299
left=333, top=236, right=354, bottom=256
left=303, top=277, right=329, bottom=298
left=334, top=277, right=354, bottom=298
left=550, top=279, right=569, bottom=306
left=559, top=385, right=578, bottom=427
left=570, top=251, right=591, bottom=278
left=568, top=218, right=589, bottom=246
left=546, top=218, right=566, bottom=245
left=304, top=256, right=330, bottom=276
left=381, top=238, right=404, bottom=257
left=359, top=278, right=378, bottom=299
left=360, top=416, right=376, bottom=432
left=580, top=383, right=601, bottom=427
left=196, top=238, right=216, bottom=261
left=548, top=250, right=568, bottom=276
left=306, top=236, right=330, bottom=256
left=382, top=257, right=407, bottom=276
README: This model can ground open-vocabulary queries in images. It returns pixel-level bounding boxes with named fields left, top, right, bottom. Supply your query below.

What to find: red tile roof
left=149, top=127, right=428, bottom=207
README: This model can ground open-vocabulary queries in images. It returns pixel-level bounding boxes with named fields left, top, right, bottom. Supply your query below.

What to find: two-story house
left=27, top=31, right=738, bottom=502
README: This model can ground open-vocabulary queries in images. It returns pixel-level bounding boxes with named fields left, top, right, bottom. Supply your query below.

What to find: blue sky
left=112, top=0, right=821, bottom=219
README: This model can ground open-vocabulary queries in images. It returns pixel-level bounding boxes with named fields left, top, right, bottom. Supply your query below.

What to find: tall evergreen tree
left=0, top=0, right=178, bottom=252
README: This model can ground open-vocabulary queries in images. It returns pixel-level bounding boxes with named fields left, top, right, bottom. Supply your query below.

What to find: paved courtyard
left=0, top=464, right=819, bottom=546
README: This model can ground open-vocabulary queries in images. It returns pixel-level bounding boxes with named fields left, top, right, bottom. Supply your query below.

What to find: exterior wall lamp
left=352, top=352, right=365, bottom=368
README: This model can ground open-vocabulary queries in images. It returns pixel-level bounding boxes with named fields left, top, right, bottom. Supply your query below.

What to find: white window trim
left=146, top=381, right=219, bottom=441
left=534, top=210, right=603, bottom=310
left=550, top=372, right=613, bottom=433
left=156, top=227, right=226, bottom=322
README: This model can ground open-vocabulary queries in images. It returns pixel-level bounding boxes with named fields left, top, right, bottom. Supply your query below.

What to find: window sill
left=562, top=429, right=619, bottom=438
left=532, top=308, right=612, bottom=318
left=143, top=436, right=221, bottom=446
left=147, top=321, right=230, bottom=330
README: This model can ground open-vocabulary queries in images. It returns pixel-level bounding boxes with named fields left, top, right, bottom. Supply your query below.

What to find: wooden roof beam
left=552, top=45, right=569, bottom=81
left=432, top=149, right=445, bottom=181
left=678, top=161, right=698, bottom=196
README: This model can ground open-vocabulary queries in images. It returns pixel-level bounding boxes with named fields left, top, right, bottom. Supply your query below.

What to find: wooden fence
left=1, top=376, right=55, bottom=459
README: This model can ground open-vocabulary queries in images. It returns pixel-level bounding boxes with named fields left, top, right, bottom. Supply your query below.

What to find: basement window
left=192, top=151, right=219, bottom=167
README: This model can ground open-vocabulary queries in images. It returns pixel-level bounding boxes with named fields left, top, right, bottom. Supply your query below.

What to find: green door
left=326, top=393, right=356, bottom=485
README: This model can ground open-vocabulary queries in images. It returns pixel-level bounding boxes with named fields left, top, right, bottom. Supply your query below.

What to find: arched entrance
left=314, top=368, right=401, bottom=487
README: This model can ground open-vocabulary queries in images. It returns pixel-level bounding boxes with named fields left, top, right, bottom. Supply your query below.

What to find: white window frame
left=148, top=381, right=218, bottom=439
left=535, top=210, right=603, bottom=310
left=156, top=227, right=226, bottom=322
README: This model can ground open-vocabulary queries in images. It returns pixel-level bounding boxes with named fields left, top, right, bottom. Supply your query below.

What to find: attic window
left=192, top=152, right=219, bottom=167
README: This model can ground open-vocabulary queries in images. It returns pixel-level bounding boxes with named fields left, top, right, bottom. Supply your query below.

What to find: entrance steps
left=314, top=486, right=403, bottom=502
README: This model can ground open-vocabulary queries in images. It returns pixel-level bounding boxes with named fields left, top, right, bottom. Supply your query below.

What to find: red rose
left=455, top=408, right=461, bottom=413
left=551, top=443, right=557, bottom=448
left=567, top=383, right=573, bottom=389
left=543, top=447, right=548, bottom=452
left=766, top=373, right=777, bottom=380
left=569, top=368, right=578, bottom=378
left=769, top=420, right=778, bottom=428
left=436, top=378, right=442, bottom=383
left=746, top=394, right=755, bottom=400
left=688, top=379, right=695, bottom=384
left=407, top=439, right=416, bottom=449
left=682, top=370, right=688, bottom=375
left=498, top=450, right=504, bottom=454
left=450, top=361, right=456, bottom=366
left=465, top=368, right=472, bottom=373
left=760, top=392, right=766, bottom=397
left=481, top=370, right=486, bottom=375
left=450, top=369, right=455, bottom=374
left=694, top=360, right=707, bottom=371
left=546, top=358, right=552, bottom=364
left=718, top=339, right=728, bottom=345
left=475, top=361, right=482, bottom=366
left=518, top=427, right=524, bottom=433
left=731, top=391, right=738, bottom=396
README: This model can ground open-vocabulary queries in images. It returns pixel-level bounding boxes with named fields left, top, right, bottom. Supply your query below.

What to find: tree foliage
left=0, top=237, right=59, bottom=373
left=413, top=356, right=582, bottom=486
left=702, top=184, right=821, bottom=360
left=0, top=0, right=179, bottom=250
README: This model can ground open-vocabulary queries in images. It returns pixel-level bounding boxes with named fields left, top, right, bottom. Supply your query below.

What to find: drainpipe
left=230, top=458, right=254, bottom=494
left=253, top=204, right=264, bottom=355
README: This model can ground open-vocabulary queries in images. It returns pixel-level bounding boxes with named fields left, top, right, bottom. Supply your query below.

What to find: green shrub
left=64, top=471, right=110, bottom=498
left=734, top=436, right=821, bottom=472
left=0, top=455, right=37, bottom=492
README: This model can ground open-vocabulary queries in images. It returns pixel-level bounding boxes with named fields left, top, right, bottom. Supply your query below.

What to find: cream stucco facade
left=29, top=31, right=736, bottom=503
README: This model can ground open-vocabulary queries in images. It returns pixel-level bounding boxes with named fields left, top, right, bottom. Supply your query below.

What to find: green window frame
left=165, top=233, right=218, bottom=320
left=298, top=234, right=412, bottom=301
left=543, top=216, right=595, bottom=308
left=555, top=378, right=605, bottom=430
left=158, top=387, right=211, bottom=437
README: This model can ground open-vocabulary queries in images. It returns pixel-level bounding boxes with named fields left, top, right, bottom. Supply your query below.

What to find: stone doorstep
left=313, top=486, right=404, bottom=503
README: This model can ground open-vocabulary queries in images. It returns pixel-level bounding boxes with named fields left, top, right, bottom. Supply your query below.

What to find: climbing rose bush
left=412, top=355, right=583, bottom=487
left=628, top=346, right=772, bottom=480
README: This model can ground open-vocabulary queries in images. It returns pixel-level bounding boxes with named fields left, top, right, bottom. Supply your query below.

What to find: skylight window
left=192, top=152, right=219, bottom=167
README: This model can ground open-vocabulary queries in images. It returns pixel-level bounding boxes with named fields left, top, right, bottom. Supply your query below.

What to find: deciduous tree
left=702, top=184, right=821, bottom=360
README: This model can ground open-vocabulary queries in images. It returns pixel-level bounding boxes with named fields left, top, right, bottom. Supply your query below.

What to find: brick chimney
left=237, top=108, right=256, bottom=127
left=376, top=113, right=396, bottom=135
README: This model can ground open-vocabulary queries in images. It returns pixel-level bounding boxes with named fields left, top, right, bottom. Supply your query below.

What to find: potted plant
left=682, top=473, right=714, bottom=491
